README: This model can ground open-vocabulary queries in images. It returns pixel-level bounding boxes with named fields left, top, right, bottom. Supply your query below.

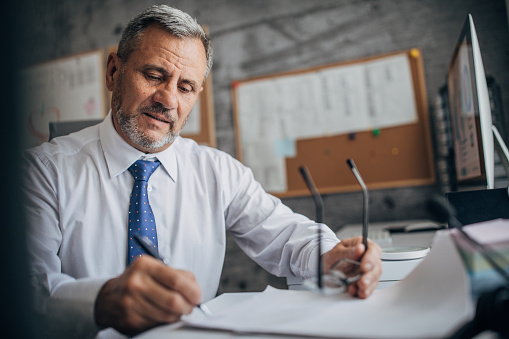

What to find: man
left=23, top=5, right=382, bottom=338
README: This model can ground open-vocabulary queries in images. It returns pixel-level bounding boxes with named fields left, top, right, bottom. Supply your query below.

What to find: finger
left=348, top=240, right=382, bottom=298
left=153, top=266, right=202, bottom=305
left=351, top=243, right=367, bottom=261
left=354, top=273, right=376, bottom=299
left=339, top=236, right=363, bottom=248
left=348, top=282, right=358, bottom=297
left=125, top=294, right=182, bottom=329
left=360, top=240, right=382, bottom=273
left=94, top=273, right=181, bottom=335
left=129, top=269, right=196, bottom=321
left=132, top=257, right=201, bottom=311
left=356, top=277, right=379, bottom=299
left=355, top=259, right=382, bottom=298
left=324, top=236, right=381, bottom=273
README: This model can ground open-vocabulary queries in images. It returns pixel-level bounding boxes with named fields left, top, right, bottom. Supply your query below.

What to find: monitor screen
left=447, top=14, right=494, bottom=190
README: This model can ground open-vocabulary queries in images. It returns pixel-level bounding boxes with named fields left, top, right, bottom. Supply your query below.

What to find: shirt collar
left=100, top=111, right=178, bottom=182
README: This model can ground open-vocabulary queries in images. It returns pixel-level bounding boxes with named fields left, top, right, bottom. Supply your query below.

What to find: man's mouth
left=144, top=112, right=171, bottom=124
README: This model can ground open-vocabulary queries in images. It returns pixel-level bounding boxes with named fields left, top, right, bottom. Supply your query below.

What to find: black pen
left=133, top=234, right=212, bottom=317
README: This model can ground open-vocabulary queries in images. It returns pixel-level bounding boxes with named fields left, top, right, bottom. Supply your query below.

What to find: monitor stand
left=493, top=125, right=509, bottom=176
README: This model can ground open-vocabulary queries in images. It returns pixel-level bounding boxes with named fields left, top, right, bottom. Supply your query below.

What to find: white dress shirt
left=23, top=113, right=340, bottom=338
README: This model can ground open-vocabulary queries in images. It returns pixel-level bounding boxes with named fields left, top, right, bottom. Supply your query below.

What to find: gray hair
left=117, top=5, right=213, bottom=79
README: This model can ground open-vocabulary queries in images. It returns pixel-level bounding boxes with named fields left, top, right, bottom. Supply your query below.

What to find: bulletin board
left=18, top=49, right=107, bottom=150
left=179, top=71, right=216, bottom=147
left=232, top=49, right=435, bottom=198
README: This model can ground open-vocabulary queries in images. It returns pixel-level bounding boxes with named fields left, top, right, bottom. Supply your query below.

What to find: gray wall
left=22, top=0, right=509, bottom=293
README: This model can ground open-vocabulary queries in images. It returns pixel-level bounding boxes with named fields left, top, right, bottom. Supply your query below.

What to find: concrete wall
left=21, top=0, right=509, bottom=293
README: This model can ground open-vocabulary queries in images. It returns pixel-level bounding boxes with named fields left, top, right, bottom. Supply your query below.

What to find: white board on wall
left=18, top=50, right=107, bottom=149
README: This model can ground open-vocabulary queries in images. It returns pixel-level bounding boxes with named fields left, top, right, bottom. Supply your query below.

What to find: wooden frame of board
left=232, top=49, right=435, bottom=198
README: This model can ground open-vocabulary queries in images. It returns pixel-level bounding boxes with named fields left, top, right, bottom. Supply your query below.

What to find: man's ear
left=106, top=52, right=122, bottom=92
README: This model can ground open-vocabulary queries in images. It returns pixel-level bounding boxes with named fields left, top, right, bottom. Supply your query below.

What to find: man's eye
left=146, top=74, right=162, bottom=82
left=179, top=85, right=193, bottom=93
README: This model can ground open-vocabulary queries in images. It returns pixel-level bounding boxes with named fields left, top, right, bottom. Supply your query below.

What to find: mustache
left=139, top=103, right=175, bottom=123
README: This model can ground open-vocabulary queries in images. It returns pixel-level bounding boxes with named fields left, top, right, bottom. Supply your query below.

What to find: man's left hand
left=323, top=237, right=382, bottom=298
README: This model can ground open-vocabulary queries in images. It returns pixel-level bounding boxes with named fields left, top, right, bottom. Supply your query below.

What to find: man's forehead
left=134, top=26, right=206, bottom=72
left=138, top=27, right=206, bottom=62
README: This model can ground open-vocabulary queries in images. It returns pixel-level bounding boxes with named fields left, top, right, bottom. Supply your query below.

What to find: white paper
left=184, top=230, right=474, bottom=338
left=235, top=53, right=418, bottom=192
left=274, top=74, right=325, bottom=139
left=319, top=65, right=370, bottom=135
left=242, top=139, right=287, bottom=192
left=18, top=51, right=106, bottom=149
left=462, top=218, right=509, bottom=245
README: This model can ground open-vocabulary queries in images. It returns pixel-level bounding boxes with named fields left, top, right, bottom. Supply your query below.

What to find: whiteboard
left=18, top=50, right=107, bottom=149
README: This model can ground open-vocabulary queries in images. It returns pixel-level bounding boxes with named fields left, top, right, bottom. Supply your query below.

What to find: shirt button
left=147, top=185, right=152, bottom=192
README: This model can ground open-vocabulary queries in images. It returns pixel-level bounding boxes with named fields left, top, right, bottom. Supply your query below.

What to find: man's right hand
left=94, top=255, right=202, bottom=336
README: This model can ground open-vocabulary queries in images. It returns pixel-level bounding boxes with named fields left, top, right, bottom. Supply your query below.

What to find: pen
left=133, top=234, right=213, bottom=317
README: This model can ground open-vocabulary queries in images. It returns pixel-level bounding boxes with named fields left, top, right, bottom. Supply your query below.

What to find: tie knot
left=128, top=160, right=160, bottom=182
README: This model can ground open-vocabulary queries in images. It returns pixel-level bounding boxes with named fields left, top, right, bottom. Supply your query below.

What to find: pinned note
left=274, top=138, right=296, bottom=158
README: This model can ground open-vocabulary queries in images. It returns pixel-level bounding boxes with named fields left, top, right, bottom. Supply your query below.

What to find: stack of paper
left=451, top=219, right=509, bottom=298
left=184, top=229, right=476, bottom=338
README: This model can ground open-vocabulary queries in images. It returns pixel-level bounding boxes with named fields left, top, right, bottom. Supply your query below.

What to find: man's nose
left=152, top=84, right=178, bottom=110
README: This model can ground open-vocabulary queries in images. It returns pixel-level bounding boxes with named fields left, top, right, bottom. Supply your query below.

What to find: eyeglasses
left=303, top=251, right=363, bottom=295
left=299, top=159, right=368, bottom=295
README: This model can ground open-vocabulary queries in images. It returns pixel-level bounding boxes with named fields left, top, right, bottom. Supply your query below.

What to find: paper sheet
left=18, top=51, right=105, bottom=149
left=184, top=230, right=474, bottom=338
left=235, top=54, right=418, bottom=192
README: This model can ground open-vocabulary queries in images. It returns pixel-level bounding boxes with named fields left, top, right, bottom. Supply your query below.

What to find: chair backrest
left=49, top=119, right=103, bottom=141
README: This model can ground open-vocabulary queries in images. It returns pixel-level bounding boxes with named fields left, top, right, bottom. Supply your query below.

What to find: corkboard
left=233, top=49, right=435, bottom=198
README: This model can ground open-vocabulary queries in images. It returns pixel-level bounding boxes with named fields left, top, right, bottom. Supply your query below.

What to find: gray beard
left=116, top=107, right=179, bottom=152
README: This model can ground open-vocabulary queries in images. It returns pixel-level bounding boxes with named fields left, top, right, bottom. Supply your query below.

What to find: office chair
left=49, top=119, right=103, bottom=141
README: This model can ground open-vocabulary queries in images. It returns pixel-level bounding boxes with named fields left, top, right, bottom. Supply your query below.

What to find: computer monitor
left=447, top=14, right=495, bottom=190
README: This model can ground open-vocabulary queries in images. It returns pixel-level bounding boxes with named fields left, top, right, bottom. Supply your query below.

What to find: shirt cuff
left=43, top=277, right=109, bottom=338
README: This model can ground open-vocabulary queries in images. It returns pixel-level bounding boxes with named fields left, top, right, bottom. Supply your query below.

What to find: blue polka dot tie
left=127, top=159, right=161, bottom=265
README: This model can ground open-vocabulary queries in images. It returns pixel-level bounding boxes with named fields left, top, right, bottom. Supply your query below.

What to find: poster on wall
left=18, top=50, right=106, bottom=149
